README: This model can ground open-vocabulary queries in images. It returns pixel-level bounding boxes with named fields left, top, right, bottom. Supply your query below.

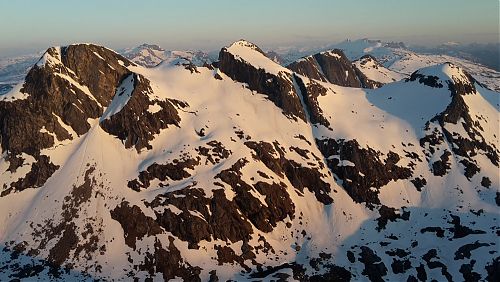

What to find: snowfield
left=0, top=40, right=498, bottom=281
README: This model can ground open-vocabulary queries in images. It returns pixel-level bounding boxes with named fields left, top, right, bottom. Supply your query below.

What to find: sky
left=0, top=0, right=498, bottom=57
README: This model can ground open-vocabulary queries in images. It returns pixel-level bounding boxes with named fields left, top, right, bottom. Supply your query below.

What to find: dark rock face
left=128, top=157, right=201, bottom=191
left=454, top=241, right=489, bottom=260
left=216, top=158, right=296, bottom=231
left=244, top=140, right=333, bottom=204
left=196, top=140, right=232, bottom=165
left=358, top=246, right=388, bottom=282
left=481, top=176, right=491, bottom=188
left=420, top=227, right=445, bottom=238
left=390, top=258, right=411, bottom=274
left=410, top=177, right=427, bottom=191
left=293, top=74, right=331, bottom=127
left=148, top=188, right=213, bottom=248
left=435, top=92, right=498, bottom=168
left=4, top=155, right=59, bottom=196
left=459, top=260, right=481, bottom=282
left=250, top=255, right=351, bottom=281
left=0, top=44, right=138, bottom=195
left=1, top=43, right=183, bottom=195
left=110, top=201, right=163, bottom=249
left=376, top=205, right=410, bottom=231
left=408, top=73, right=444, bottom=88
left=418, top=65, right=498, bottom=182
left=416, top=264, right=427, bottom=281
left=485, top=257, right=500, bottom=282
left=431, top=150, right=452, bottom=176
left=60, top=44, right=133, bottom=105
left=317, top=138, right=412, bottom=207
left=218, top=44, right=306, bottom=121
left=139, top=157, right=294, bottom=251
left=421, top=249, right=453, bottom=282
left=138, top=237, right=202, bottom=281
left=100, top=73, right=181, bottom=152
left=287, top=49, right=380, bottom=89
left=447, top=215, right=485, bottom=239
left=128, top=141, right=232, bottom=191
left=146, top=185, right=256, bottom=248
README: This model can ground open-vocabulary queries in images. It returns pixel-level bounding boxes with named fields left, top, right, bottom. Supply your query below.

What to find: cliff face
left=99, top=73, right=181, bottom=152
left=287, top=49, right=381, bottom=88
left=0, top=44, right=181, bottom=194
left=0, top=45, right=131, bottom=195
left=218, top=40, right=306, bottom=121
left=0, top=41, right=498, bottom=282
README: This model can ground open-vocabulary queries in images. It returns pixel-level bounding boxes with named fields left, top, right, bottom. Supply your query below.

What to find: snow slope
left=353, top=55, right=405, bottom=83
left=331, top=39, right=500, bottom=91
left=0, top=41, right=498, bottom=281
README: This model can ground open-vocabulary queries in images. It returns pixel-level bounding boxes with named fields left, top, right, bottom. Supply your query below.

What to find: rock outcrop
left=218, top=40, right=307, bottom=121
left=0, top=44, right=133, bottom=194
left=287, top=49, right=380, bottom=88
left=0, top=43, right=181, bottom=194
left=1, top=42, right=498, bottom=282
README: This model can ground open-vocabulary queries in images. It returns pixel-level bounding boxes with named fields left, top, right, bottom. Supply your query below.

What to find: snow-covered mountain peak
left=223, top=39, right=287, bottom=76
left=36, top=46, right=62, bottom=68
left=122, top=44, right=212, bottom=68
left=36, top=44, right=130, bottom=70
left=227, top=39, right=264, bottom=53
left=357, top=54, right=378, bottom=63
left=353, top=54, right=405, bottom=84
left=138, top=43, right=165, bottom=52
left=318, top=49, right=344, bottom=58
left=0, top=40, right=499, bottom=281
left=413, top=63, right=469, bottom=83
left=408, top=62, right=477, bottom=94
left=218, top=41, right=306, bottom=120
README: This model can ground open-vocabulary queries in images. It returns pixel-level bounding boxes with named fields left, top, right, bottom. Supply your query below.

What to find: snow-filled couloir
left=0, top=40, right=498, bottom=281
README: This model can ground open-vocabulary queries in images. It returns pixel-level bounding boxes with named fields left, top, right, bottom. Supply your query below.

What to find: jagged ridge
left=0, top=41, right=498, bottom=282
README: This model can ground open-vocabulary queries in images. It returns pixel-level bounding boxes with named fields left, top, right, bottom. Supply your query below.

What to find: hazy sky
left=0, top=0, right=498, bottom=57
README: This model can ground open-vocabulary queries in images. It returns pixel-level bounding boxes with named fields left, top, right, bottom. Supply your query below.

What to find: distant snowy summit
left=1, top=38, right=499, bottom=95
left=122, top=43, right=213, bottom=67
left=0, top=39, right=499, bottom=282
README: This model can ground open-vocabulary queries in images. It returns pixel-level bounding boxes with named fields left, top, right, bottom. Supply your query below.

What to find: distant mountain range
left=0, top=38, right=498, bottom=281
left=410, top=42, right=500, bottom=71
left=2, top=39, right=498, bottom=96
left=120, top=43, right=214, bottom=68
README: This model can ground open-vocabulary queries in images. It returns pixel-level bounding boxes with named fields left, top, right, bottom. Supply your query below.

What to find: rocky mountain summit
left=0, top=40, right=498, bottom=281
left=287, top=49, right=382, bottom=88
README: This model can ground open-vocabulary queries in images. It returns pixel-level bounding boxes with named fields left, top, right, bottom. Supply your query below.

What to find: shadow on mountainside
left=0, top=244, right=96, bottom=281
left=331, top=206, right=499, bottom=282
left=248, top=206, right=499, bottom=282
